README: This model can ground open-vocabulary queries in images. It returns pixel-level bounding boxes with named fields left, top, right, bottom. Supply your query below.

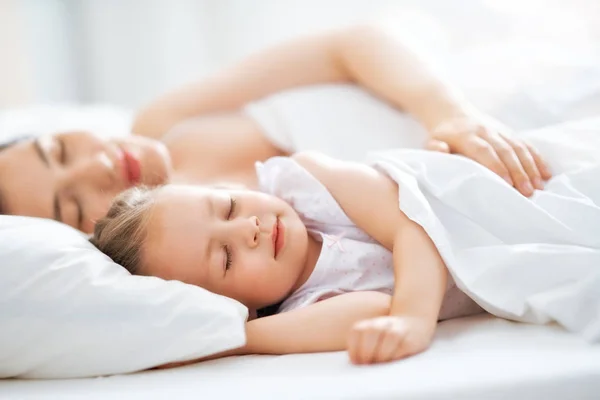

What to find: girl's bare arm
left=155, top=291, right=391, bottom=369
left=294, top=152, right=447, bottom=363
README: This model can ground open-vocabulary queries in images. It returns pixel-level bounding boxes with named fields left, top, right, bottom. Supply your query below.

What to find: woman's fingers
left=431, top=116, right=552, bottom=197
left=453, top=130, right=550, bottom=197
left=458, top=135, right=513, bottom=186
left=525, top=141, right=553, bottom=181
left=502, top=135, right=544, bottom=191
left=481, top=132, right=534, bottom=196
left=425, top=139, right=451, bottom=153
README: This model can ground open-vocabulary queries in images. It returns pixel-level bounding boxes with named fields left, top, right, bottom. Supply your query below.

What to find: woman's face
left=0, top=131, right=172, bottom=233
left=141, top=185, right=310, bottom=310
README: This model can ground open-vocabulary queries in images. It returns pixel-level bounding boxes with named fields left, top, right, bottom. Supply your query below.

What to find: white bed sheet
left=1, top=315, right=598, bottom=400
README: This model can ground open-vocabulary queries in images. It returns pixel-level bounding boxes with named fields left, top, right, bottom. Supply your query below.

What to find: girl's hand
left=347, top=315, right=436, bottom=365
left=426, top=114, right=552, bottom=197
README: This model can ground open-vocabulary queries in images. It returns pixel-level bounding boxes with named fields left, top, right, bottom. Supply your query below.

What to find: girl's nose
left=247, top=216, right=260, bottom=248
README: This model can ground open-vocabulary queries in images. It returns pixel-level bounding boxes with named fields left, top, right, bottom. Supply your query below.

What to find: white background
left=1, top=0, right=599, bottom=109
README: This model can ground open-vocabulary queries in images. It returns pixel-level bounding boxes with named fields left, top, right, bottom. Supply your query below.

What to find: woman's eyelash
left=57, top=139, right=66, bottom=164
left=227, top=197, right=237, bottom=219
left=224, top=245, right=232, bottom=271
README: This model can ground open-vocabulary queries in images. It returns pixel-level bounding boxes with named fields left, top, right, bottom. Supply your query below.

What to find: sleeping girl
left=90, top=143, right=600, bottom=366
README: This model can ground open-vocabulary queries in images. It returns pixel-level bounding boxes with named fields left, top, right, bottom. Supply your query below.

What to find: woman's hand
left=347, top=315, right=436, bottom=365
left=426, top=115, right=552, bottom=197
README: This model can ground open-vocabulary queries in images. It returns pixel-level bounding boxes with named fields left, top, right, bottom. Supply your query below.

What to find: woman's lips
left=122, top=149, right=141, bottom=186
left=272, top=218, right=285, bottom=259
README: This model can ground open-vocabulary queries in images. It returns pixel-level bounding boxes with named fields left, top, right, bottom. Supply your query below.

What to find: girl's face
left=141, top=185, right=310, bottom=310
left=0, top=131, right=171, bottom=233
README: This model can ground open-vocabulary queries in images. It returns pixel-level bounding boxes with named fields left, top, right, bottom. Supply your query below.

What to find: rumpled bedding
left=368, top=117, right=600, bottom=341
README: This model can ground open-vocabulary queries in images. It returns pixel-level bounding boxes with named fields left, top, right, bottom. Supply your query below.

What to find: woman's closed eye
left=55, top=139, right=82, bottom=228
left=53, top=137, right=67, bottom=164
left=227, top=196, right=237, bottom=220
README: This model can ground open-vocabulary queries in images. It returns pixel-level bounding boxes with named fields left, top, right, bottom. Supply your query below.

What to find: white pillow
left=0, top=215, right=247, bottom=379
left=244, top=85, right=430, bottom=162
left=0, top=104, right=133, bottom=143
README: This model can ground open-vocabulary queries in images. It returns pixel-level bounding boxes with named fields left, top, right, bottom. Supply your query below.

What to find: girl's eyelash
left=227, top=197, right=237, bottom=219
left=224, top=245, right=232, bottom=271
left=223, top=196, right=236, bottom=273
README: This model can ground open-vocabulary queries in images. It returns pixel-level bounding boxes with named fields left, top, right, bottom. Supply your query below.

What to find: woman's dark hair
left=0, top=135, right=34, bottom=152
left=0, top=143, right=12, bottom=152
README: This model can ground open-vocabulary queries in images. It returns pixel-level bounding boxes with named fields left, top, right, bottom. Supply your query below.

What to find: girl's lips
left=122, top=149, right=141, bottom=186
left=273, top=218, right=285, bottom=259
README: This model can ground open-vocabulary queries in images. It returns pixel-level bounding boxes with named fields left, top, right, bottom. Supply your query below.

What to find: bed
left=2, top=97, right=600, bottom=400
left=1, top=314, right=598, bottom=399
left=2, top=4, right=600, bottom=396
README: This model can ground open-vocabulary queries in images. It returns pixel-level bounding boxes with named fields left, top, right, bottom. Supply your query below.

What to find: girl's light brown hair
left=90, top=186, right=157, bottom=275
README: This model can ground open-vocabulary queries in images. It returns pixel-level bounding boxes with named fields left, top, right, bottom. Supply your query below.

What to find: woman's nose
left=66, top=151, right=118, bottom=193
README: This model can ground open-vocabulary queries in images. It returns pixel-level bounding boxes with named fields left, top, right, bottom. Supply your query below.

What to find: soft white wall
left=67, top=0, right=410, bottom=108
left=5, top=0, right=449, bottom=109
left=0, top=0, right=34, bottom=107
left=68, top=0, right=219, bottom=106
left=20, top=0, right=79, bottom=104
left=3, top=0, right=600, bottom=110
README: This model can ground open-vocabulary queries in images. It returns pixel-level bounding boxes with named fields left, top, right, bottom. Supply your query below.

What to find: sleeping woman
left=0, top=23, right=550, bottom=232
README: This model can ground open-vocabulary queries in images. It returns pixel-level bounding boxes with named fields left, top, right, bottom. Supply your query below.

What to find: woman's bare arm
left=132, top=23, right=468, bottom=139
left=134, top=23, right=551, bottom=196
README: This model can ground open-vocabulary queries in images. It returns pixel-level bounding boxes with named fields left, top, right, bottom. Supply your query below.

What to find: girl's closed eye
left=227, top=196, right=237, bottom=220
left=223, top=245, right=233, bottom=274
left=223, top=196, right=237, bottom=274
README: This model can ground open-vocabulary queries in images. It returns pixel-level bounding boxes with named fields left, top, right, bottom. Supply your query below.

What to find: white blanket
left=368, top=117, right=600, bottom=341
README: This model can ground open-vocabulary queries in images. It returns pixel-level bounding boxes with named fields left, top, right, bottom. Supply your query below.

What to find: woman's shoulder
left=257, top=152, right=332, bottom=194
left=163, top=112, right=282, bottom=178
